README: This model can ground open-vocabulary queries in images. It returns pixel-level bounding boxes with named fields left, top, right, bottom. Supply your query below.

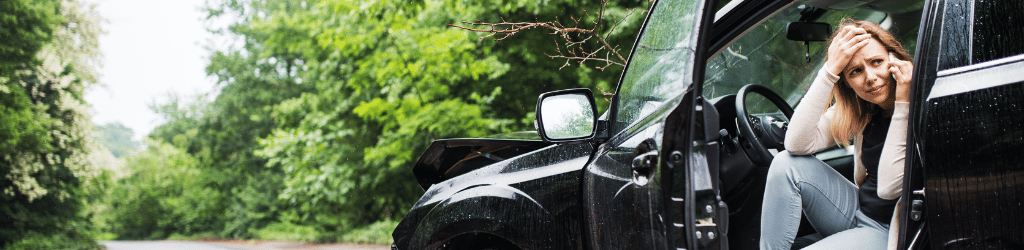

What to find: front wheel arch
left=440, top=233, right=521, bottom=250
left=411, top=185, right=569, bottom=250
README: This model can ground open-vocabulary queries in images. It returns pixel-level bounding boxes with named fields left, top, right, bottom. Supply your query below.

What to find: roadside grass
left=246, top=219, right=397, bottom=245
left=166, top=231, right=220, bottom=241
left=338, top=220, right=399, bottom=245
left=94, top=232, right=118, bottom=241
left=252, top=222, right=325, bottom=242
left=5, top=233, right=103, bottom=250
left=94, top=220, right=397, bottom=246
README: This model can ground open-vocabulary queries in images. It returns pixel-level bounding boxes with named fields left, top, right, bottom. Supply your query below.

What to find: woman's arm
left=787, top=25, right=870, bottom=155
left=877, top=54, right=915, bottom=200
left=784, top=66, right=840, bottom=155
left=877, top=102, right=908, bottom=200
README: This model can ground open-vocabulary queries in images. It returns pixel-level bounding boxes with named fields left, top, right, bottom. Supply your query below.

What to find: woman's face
left=841, top=38, right=894, bottom=106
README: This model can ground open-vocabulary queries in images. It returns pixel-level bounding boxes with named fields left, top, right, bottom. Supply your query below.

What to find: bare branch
left=607, top=7, right=639, bottom=38
left=448, top=0, right=643, bottom=70
left=595, top=0, right=607, bottom=30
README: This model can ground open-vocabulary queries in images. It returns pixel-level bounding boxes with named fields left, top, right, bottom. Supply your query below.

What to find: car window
left=703, top=5, right=889, bottom=111
left=614, top=0, right=705, bottom=133
left=972, top=1, right=1024, bottom=62
left=939, top=0, right=1024, bottom=70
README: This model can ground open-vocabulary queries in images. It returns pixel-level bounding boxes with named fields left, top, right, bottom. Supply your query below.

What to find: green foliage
left=148, top=93, right=209, bottom=148
left=338, top=220, right=400, bottom=245
left=165, top=231, right=219, bottom=241
left=0, top=0, right=103, bottom=247
left=253, top=222, right=324, bottom=242
left=0, top=0, right=58, bottom=76
left=2, top=233, right=103, bottom=250
left=98, top=0, right=645, bottom=243
left=93, top=123, right=141, bottom=158
left=104, top=140, right=201, bottom=240
left=244, top=0, right=644, bottom=233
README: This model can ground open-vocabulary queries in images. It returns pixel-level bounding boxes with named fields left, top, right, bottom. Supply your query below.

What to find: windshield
left=703, top=4, right=891, bottom=112
left=614, top=0, right=706, bottom=133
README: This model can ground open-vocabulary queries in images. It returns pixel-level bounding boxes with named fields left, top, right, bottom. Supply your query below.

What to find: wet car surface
left=393, top=0, right=1024, bottom=249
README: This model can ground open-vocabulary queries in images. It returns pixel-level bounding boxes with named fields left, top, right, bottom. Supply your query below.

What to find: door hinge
left=910, top=189, right=925, bottom=221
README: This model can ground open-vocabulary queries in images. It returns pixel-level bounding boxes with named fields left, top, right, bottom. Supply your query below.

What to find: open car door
left=582, top=0, right=725, bottom=249
left=901, top=0, right=1024, bottom=248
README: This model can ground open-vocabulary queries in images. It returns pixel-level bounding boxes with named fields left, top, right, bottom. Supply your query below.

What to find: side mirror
left=786, top=21, right=831, bottom=42
left=535, top=88, right=598, bottom=142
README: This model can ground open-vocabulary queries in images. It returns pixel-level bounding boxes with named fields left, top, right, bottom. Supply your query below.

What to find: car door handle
left=632, top=150, right=659, bottom=171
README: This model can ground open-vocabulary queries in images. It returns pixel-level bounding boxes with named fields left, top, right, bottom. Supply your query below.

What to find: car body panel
left=585, top=0, right=719, bottom=248
left=584, top=104, right=669, bottom=249
left=905, top=0, right=1024, bottom=248
left=393, top=142, right=594, bottom=249
left=393, top=0, right=1024, bottom=249
left=412, top=137, right=552, bottom=190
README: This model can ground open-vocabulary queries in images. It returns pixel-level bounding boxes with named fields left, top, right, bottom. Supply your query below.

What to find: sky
left=84, top=0, right=220, bottom=141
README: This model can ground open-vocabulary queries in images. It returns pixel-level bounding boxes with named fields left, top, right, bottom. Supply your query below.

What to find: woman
left=759, top=19, right=913, bottom=250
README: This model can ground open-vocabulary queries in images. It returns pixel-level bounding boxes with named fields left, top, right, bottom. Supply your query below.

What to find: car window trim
left=707, top=0, right=794, bottom=63
left=929, top=53, right=1024, bottom=99
left=714, top=0, right=744, bottom=21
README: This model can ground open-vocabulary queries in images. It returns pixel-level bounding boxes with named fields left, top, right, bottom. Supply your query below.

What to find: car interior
left=700, top=0, right=924, bottom=248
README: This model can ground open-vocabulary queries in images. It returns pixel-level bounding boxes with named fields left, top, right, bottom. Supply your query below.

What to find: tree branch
left=448, top=0, right=641, bottom=70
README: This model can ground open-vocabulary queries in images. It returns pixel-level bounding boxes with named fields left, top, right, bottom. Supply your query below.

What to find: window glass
left=615, top=0, right=704, bottom=132
left=972, top=0, right=1024, bottom=63
left=938, top=0, right=972, bottom=70
left=939, top=0, right=1024, bottom=70
left=703, top=5, right=888, bottom=107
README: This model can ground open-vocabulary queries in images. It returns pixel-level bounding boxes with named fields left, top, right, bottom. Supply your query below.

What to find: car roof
left=801, top=0, right=925, bottom=14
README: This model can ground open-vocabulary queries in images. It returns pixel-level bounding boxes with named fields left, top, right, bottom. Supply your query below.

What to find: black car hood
left=412, top=132, right=553, bottom=190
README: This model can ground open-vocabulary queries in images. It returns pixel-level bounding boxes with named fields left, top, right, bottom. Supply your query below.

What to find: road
left=101, top=240, right=389, bottom=250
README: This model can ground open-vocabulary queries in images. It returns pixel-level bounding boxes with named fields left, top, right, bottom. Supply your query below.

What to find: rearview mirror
left=535, top=89, right=598, bottom=142
left=786, top=21, right=831, bottom=42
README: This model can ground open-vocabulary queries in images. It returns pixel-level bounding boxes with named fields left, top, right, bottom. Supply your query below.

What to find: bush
left=166, top=231, right=219, bottom=241
left=103, top=140, right=202, bottom=240
left=253, top=222, right=324, bottom=242
left=93, top=232, right=117, bottom=241
left=339, top=220, right=400, bottom=245
left=3, top=233, right=102, bottom=250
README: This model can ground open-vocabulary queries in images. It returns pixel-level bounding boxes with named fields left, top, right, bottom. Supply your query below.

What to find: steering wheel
left=734, top=84, right=794, bottom=166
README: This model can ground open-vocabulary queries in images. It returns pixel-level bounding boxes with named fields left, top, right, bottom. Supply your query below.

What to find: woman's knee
left=767, top=151, right=799, bottom=178
left=770, top=151, right=798, bottom=168
left=767, top=151, right=822, bottom=182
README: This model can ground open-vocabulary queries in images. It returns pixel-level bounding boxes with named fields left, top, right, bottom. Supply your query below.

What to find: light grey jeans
left=760, top=151, right=889, bottom=250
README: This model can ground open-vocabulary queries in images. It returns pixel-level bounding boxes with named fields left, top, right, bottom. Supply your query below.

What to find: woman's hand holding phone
left=888, top=52, right=914, bottom=102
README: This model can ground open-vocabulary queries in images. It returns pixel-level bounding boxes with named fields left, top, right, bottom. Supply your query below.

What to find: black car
left=392, top=0, right=1024, bottom=249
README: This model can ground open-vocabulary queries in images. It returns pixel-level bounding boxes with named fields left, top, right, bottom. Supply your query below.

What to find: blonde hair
left=826, top=19, right=911, bottom=146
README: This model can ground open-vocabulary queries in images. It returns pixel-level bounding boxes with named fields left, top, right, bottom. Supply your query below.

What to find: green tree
left=246, top=0, right=645, bottom=236
left=0, top=0, right=104, bottom=248
left=105, top=140, right=201, bottom=239
left=94, top=122, right=142, bottom=158
left=147, top=93, right=208, bottom=152
left=102, top=0, right=644, bottom=242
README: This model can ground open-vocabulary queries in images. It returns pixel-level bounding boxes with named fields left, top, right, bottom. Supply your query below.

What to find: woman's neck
left=879, top=101, right=895, bottom=117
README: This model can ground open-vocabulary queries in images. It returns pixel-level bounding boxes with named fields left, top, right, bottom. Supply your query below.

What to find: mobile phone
left=889, top=52, right=897, bottom=81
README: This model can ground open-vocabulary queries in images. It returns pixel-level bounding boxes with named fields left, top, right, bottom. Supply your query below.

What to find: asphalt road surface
left=103, top=241, right=230, bottom=250
left=101, top=240, right=389, bottom=250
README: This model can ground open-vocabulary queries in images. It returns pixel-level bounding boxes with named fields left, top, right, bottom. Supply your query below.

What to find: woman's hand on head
left=826, top=26, right=871, bottom=77
left=890, top=57, right=914, bottom=102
